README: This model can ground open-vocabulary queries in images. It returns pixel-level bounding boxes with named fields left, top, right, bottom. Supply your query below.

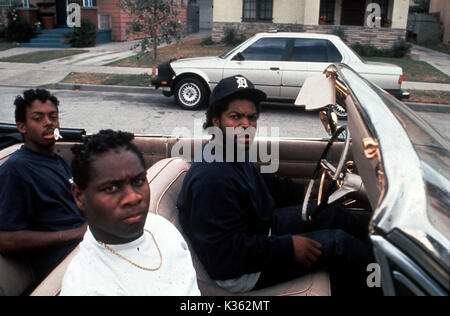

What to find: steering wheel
left=301, top=125, right=351, bottom=221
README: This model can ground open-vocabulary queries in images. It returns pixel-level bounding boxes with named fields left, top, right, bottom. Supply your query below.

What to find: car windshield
left=343, top=41, right=367, bottom=64
left=382, top=93, right=450, bottom=239
left=219, top=36, right=254, bottom=59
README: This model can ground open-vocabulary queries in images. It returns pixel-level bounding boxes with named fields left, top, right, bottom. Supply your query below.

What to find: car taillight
left=398, top=75, right=404, bottom=85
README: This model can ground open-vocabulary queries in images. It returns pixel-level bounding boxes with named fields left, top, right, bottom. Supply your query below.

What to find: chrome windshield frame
left=329, top=64, right=449, bottom=275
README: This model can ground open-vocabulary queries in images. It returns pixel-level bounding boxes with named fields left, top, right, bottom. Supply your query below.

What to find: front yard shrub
left=72, top=18, right=97, bottom=47
left=201, top=36, right=215, bottom=46
left=222, top=27, right=245, bottom=45
left=6, top=9, right=32, bottom=42
left=0, top=25, right=6, bottom=39
left=387, top=38, right=412, bottom=57
left=332, top=27, right=347, bottom=42
left=351, top=42, right=382, bottom=57
left=351, top=38, right=412, bottom=58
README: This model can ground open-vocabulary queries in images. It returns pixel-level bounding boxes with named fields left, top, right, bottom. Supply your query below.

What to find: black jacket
left=177, top=158, right=304, bottom=281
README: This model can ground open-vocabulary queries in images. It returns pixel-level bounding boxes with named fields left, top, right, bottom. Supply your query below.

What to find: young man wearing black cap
left=177, top=75, right=378, bottom=296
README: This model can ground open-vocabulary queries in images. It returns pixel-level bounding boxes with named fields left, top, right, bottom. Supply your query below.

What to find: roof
left=256, top=31, right=341, bottom=41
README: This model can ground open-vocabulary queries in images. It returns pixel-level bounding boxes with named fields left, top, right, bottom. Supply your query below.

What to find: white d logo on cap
left=236, top=76, right=248, bottom=89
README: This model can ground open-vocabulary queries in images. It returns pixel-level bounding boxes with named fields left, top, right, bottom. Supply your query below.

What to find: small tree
left=119, top=0, right=186, bottom=77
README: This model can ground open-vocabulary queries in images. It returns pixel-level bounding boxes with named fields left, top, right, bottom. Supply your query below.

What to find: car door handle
left=270, top=67, right=280, bottom=71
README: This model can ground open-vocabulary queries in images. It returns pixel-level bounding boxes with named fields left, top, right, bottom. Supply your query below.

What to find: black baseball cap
left=209, top=75, right=267, bottom=107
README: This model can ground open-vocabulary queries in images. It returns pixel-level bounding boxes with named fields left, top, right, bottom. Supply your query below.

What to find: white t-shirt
left=60, top=214, right=200, bottom=296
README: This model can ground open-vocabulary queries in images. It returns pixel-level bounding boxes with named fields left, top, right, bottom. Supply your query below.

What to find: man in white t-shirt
left=60, top=130, right=200, bottom=296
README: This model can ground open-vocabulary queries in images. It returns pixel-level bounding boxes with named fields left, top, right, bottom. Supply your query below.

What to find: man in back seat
left=0, top=89, right=87, bottom=282
left=177, top=76, right=379, bottom=296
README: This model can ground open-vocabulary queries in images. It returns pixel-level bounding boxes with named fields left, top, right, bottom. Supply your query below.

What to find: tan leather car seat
left=0, top=254, right=35, bottom=296
left=147, top=157, right=331, bottom=296
left=30, top=157, right=331, bottom=296
left=30, top=247, right=79, bottom=296
left=0, top=145, right=36, bottom=296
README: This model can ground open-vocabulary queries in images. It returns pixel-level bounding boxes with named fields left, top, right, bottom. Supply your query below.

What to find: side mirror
left=232, top=52, right=245, bottom=61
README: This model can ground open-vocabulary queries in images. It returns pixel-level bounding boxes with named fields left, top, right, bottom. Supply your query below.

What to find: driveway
left=411, top=44, right=450, bottom=77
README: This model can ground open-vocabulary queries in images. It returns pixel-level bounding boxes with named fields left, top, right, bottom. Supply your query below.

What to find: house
left=1, top=0, right=188, bottom=44
left=211, top=0, right=411, bottom=49
left=429, top=0, right=449, bottom=44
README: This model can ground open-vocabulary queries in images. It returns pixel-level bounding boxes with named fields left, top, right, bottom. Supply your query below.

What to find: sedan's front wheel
left=174, top=77, right=208, bottom=110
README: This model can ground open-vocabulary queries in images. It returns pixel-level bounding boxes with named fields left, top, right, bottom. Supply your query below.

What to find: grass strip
left=0, top=50, right=88, bottom=63
left=62, top=72, right=152, bottom=87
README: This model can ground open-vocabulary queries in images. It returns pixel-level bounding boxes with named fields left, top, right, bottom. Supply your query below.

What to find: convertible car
left=0, top=64, right=448, bottom=296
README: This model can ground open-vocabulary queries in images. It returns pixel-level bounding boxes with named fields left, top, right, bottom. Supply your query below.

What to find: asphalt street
left=0, top=86, right=448, bottom=141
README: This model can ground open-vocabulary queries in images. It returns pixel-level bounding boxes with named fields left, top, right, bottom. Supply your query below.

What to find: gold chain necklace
left=98, top=229, right=162, bottom=271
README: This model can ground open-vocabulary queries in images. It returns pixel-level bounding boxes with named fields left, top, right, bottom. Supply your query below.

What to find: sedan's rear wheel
left=174, top=77, right=208, bottom=110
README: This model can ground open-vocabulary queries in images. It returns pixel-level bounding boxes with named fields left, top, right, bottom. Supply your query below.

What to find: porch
left=211, top=0, right=411, bottom=49
left=1, top=0, right=112, bottom=46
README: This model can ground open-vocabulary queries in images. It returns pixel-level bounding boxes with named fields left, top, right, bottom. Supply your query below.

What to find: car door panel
left=281, top=38, right=344, bottom=99
left=224, top=37, right=289, bottom=98
left=223, top=61, right=284, bottom=98
left=281, top=61, right=310, bottom=99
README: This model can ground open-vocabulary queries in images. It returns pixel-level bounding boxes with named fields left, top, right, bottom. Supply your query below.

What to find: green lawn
left=409, top=90, right=450, bottom=105
left=111, top=38, right=450, bottom=85
left=108, top=38, right=234, bottom=68
left=0, top=40, right=16, bottom=52
left=417, top=43, right=450, bottom=55
left=0, top=49, right=88, bottom=63
left=365, top=56, right=450, bottom=84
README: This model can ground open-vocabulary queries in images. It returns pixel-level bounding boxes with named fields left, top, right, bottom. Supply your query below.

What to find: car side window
left=290, top=38, right=342, bottom=63
left=241, top=38, right=288, bottom=61
left=291, top=38, right=328, bottom=62
left=327, top=41, right=343, bottom=62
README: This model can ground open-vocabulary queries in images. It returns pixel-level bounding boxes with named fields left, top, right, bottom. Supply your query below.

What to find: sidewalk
left=403, top=81, right=450, bottom=92
left=0, top=32, right=449, bottom=95
left=411, top=44, right=450, bottom=77
left=0, top=30, right=210, bottom=87
left=0, top=62, right=152, bottom=87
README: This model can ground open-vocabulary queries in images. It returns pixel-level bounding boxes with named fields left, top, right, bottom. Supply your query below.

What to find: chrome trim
left=371, top=236, right=446, bottom=296
left=330, top=64, right=449, bottom=272
left=372, top=236, right=395, bottom=296
left=334, top=127, right=351, bottom=182
left=392, top=271, right=426, bottom=296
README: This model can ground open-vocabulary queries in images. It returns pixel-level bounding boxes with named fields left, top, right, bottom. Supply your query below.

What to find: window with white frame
left=68, top=0, right=97, bottom=7
left=68, top=0, right=83, bottom=6
left=319, top=0, right=335, bottom=25
left=98, top=13, right=112, bottom=30
left=84, top=0, right=97, bottom=7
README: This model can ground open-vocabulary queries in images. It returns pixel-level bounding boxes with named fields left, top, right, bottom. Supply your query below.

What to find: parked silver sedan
left=151, top=31, right=410, bottom=110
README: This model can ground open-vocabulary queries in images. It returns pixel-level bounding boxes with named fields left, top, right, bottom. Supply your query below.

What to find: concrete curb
left=42, top=82, right=450, bottom=113
left=404, top=102, right=450, bottom=113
